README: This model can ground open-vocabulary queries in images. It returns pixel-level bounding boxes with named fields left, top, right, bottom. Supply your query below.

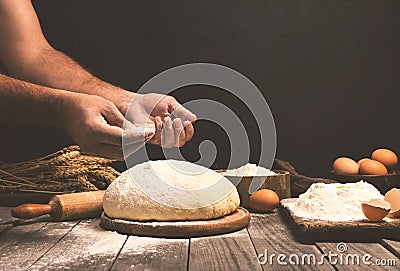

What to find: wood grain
left=189, top=228, right=262, bottom=271
left=381, top=239, right=400, bottom=259
left=1, top=206, right=400, bottom=270
left=110, top=236, right=189, bottom=271
left=247, top=210, right=335, bottom=271
left=50, top=190, right=105, bottom=221
left=0, top=219, right=78, bottom=270
left=317, top=242, right=399, bottom=271
left=0, top=207, right=16, bottom=233
left=29, top=219, right=127, bottom=270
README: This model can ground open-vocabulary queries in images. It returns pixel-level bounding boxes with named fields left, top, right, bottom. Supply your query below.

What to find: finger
left=162, top=117, right=175, bottom=148
left=103, top=104, right=126, bottom=128
left=124, top=118, right=155, bottom=132
left=169, top=100, right=197, bottom=123
left=147, top=116, right=162, bottom=145
left=183, top=121, right=195, bottom=142
left=95, top=123, right=123, bottom=146
left=123, top=124, right=155, bottom=145
left=173, top=118, right=185, bottom=147
left=154, top=116, right=163, bottom=144
left=155, top=116, right=163, bottom=131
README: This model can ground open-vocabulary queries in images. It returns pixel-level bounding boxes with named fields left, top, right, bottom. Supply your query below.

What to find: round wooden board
left=100, top=207, right=250, bottom=238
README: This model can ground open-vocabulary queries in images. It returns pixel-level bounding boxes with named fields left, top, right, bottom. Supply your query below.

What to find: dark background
left=1, top=0, right=399, bottom=178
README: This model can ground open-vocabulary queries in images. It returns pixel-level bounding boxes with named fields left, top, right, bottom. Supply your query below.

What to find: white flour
left=223, top=163, right=277, bottom=176
left=284, top=181, right=384, bottom=221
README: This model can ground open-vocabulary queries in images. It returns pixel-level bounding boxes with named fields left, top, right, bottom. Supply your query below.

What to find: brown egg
left=357, top=158, right=371, bottom=166
left=333, top=157, right=359, bottom=175
left=384, top=188, right=400, bottom=218
left=361, top=199, right=391, bottom=221
left=359, top=160, right=388, bottom=175
left=371, top=149, right=398, bottom=168
left=249, top=189, right=279, bottom=212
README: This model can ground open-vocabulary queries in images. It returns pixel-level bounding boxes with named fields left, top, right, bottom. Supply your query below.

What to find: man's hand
left=0, top=0, right=197, bottom=155
left=126, top=93, right=197, bottom=148
left=63, top=93, right=155, bottom=160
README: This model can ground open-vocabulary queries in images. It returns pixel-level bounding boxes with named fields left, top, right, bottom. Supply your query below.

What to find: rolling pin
left=11, top=190, right=106, bottom=221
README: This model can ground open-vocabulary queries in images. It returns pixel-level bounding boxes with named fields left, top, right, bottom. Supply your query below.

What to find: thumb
left=123, top=123, right=155, bottom=145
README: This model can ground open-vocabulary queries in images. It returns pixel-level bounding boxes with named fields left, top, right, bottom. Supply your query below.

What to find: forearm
left=0, top=0, right=134, bottom=113
left=6, top=46, right=134, bottom=105
left=0, top=73, right=74, bottom=127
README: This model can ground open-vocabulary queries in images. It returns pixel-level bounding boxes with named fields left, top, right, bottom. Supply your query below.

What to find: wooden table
left=0, top=206, right=399, bottom=270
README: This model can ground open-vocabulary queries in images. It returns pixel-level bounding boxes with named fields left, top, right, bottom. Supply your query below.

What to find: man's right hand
left=62, top=93, right=155, bottom=160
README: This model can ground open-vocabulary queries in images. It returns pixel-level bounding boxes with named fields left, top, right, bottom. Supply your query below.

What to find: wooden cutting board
left=281, top=198, right=400, bottom=241
left=100, top=207, right=250, bottom=238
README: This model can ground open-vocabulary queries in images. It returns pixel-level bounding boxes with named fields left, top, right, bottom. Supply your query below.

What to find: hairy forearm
left=0, top=73, right=74, bottom=127
left=0, top=0, right=135, bottom=114
left=8, top=46, right=133, bottom=105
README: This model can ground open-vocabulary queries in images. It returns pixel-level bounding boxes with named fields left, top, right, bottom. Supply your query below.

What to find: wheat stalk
left=0, top=145, right=120, bottom=193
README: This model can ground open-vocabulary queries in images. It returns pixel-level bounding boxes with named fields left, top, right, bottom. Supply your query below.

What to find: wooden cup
left=217, top=170, right=290, bottom=208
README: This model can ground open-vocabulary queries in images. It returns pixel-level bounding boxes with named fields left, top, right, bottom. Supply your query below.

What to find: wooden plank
left=0, top=207, right=12, bottom=219
left=110, top=236, right=188, bottom=270
left=381, top=239, right=400, bottom=259
left=0, top=219, right=48, bottom=251
left=317, top=242, right=399, bottom=271
left=248, top=210, right=335, bottom=271
left=0, top=207, right=16, bottom=233
left=29, top=219, right=127, bottom=270
left=188, top=228, right=262, bottom=271
left=0, top=219, right=79, bottom=270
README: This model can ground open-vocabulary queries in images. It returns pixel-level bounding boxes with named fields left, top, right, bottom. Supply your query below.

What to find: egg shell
left=249, top=189, right=279, bottom=212
left=372, top=149, right=398, bottom=168
left=361, top=199, right=391, bottom=222
left=384, top=188, right=400, bottom=218
left=357, top=158, right=371, bottom=166
left=333, top=157, right=359, bottom=175
left=359, top=160, right=388, bottom=175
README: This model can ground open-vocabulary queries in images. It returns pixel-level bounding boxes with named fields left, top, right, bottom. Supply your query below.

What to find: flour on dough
left=103, top=160, right=240, bottom=221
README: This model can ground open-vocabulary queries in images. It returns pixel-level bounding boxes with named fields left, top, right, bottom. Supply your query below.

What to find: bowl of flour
left=216, top=164, right=290, bottom=208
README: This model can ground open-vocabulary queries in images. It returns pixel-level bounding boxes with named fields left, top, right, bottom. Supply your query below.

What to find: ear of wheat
left=0, top=146, right=120, bottom=193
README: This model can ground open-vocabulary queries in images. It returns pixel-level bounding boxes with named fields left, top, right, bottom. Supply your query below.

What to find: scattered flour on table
left=223, top=163, right=277, bottom=176
left=284, top=181, right=384, bottom=221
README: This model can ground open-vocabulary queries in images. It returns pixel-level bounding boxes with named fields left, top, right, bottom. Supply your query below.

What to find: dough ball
left=103, top=160, right=240, bottom=221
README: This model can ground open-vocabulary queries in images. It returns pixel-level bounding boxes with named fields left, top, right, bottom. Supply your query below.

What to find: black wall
left=1, top=0, right=400, bottom=178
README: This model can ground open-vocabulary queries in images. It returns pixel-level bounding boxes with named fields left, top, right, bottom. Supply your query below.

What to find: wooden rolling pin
left=11, top=190, right=105, bottom=221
